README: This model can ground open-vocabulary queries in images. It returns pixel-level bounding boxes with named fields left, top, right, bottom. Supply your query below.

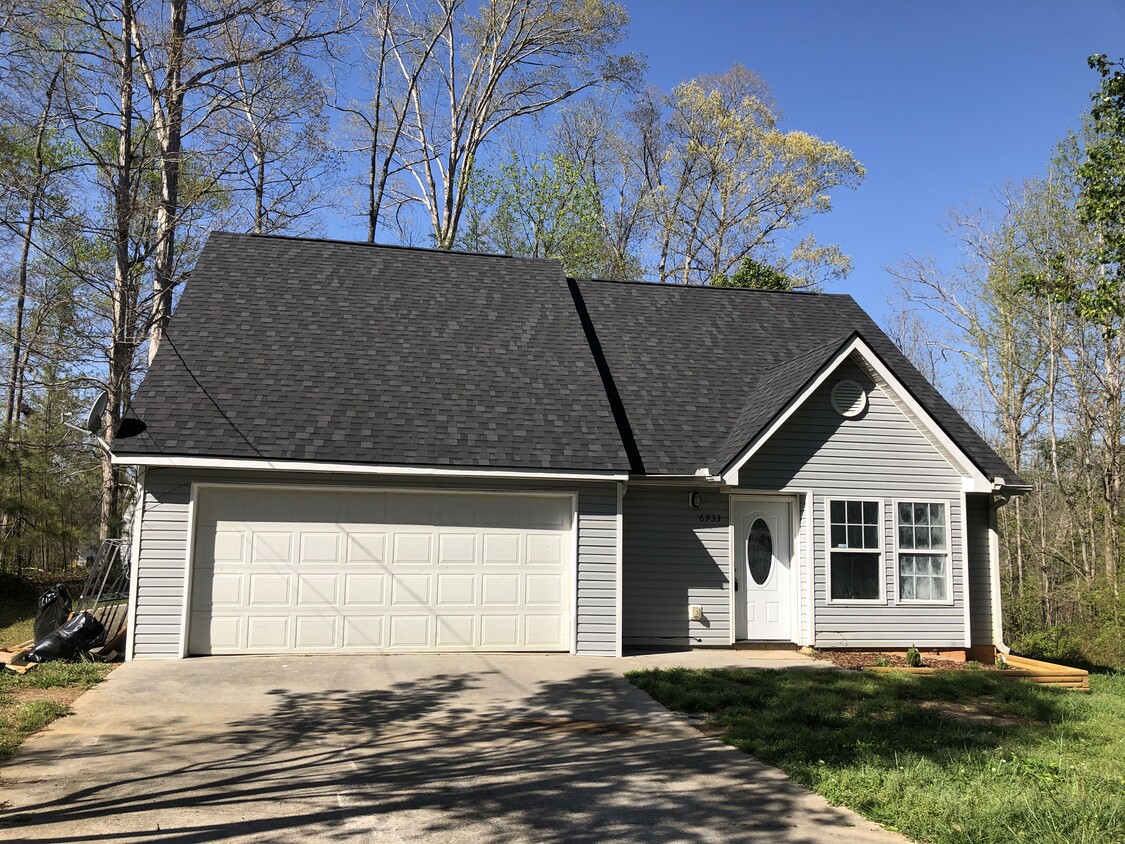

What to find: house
left=113, top=232, right=1024, bottom=661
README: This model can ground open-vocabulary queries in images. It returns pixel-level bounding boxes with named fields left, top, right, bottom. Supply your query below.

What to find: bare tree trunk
left=147, top=0, right=186, bottom=364
left=101, top=0, right=137, bottom=541
left=5, top=70, right=59, bottom=438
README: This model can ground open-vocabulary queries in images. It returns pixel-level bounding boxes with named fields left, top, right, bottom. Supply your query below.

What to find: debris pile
left=2, top=538, right=130, bottom=674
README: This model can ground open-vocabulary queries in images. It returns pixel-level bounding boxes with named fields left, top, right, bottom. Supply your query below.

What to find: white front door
left=733, top=498, right=793, bottom=641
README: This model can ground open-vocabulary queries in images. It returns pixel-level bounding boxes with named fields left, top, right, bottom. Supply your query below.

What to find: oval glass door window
left=747, top=518, right=773, bottom=586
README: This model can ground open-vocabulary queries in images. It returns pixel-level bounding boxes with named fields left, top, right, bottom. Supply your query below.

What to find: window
left=829, top=500, right=881, bottom=600
left=897, top=502, right=949, bottom=601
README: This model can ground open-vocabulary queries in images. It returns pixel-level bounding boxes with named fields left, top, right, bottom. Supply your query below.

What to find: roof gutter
left=110, top=453, right=630, bottom=483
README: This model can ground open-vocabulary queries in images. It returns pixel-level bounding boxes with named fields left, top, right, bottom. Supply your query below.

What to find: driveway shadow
left=0, top=666, right=898, bottom=843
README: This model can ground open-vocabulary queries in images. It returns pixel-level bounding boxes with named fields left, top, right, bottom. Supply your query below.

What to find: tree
left=649, top=65, right=864, bottom=286
left=459, top=148, right=610, bottom=276
left=375, top=0, right=639, bottom=249
left=129, top=0, right=353, bottom=362
left=712, top=255, right=796, bottom=290
left=209, top=51, right=336, bottom=234
left=1023, top=54, right=1125, bottom=328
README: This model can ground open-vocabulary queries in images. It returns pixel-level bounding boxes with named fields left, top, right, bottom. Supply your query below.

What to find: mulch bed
left=812, top=651, right=999, bottom=671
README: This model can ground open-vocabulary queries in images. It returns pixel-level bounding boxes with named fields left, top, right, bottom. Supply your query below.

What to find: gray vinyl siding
left=134, top=472, right=193, bottom=657
left=739, top=357, right=969, bottom=649
left=622, top=486, right=730, bottom=647
left=131, top=468, right=620, bottom=658
left=966, top=493, right=994, bottom=647
left=576, top=487, right=620, bottom=655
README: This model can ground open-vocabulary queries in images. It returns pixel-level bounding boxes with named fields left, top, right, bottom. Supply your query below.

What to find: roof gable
left=716, top=336, right=993, bottom=491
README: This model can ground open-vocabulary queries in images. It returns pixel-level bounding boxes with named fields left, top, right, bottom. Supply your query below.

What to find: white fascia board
left=112, top=453, right=630, bottom=482
left=722, top=335, right=992, bottom=491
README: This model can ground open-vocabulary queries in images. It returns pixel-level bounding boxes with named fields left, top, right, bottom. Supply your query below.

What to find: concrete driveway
left=0, top=651, right=903, bottom=843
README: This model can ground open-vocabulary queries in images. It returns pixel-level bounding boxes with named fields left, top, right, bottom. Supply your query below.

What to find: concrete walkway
left=0, top=651, right=904, bottom=843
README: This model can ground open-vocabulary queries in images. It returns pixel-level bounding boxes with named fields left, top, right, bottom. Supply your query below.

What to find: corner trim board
left=125, top=468, right=145, bottom=662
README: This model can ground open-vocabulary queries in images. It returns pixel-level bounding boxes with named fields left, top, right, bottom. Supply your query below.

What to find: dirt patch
left=812, top=651, right=998, bottom=671
left=4, top=686, right=85, bottom=709
left=918, top=699, right=1023, bottom=726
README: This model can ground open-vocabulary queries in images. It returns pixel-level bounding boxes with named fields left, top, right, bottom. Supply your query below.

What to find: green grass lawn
left=0, top=595, right=36, bottom=649
left=627, top=666, right=1125, bottom=844
left=0, top=661, right=114, bottom=762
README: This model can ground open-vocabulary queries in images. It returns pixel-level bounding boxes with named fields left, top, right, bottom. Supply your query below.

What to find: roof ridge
left=573, top=276, right=852, bottom=297
left=217, top=231, right=566, bottom=265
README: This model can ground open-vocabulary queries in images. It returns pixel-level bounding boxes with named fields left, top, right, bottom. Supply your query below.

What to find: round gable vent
left=830, top=379, right=867, bottom=418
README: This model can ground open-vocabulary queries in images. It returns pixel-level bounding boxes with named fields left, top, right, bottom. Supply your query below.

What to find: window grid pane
left=829, top=499, right=881, bottom=550
left=899, top=553, right=948, bottom=601
left=897, top=501, right=947, bottom=552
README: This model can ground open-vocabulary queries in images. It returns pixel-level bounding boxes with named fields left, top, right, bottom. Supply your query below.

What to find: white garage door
left=188, top=487, right=573, bottom=654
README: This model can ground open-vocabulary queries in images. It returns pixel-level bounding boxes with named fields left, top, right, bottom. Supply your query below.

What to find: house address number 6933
left=698, top=513, right=723, bottom=523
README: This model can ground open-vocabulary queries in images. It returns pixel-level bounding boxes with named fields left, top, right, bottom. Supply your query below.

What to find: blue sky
left=619, top=0, right=1125, bottom=319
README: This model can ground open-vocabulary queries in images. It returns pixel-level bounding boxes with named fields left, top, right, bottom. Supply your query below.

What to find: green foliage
left=1021, top=55, right=1125, bottom=328
left=460, top=151, right=613, bottom=277
left=629, top=667, right=1125, bottom=844
left=712, top=255, right=797, bottom=290
left=874, top=654, right=891, bottom=668
left=905, top=645, right=922, bottom=668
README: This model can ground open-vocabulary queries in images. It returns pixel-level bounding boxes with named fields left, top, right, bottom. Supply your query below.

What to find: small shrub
left=874, top=655, right=890, bottom=668
left=1011, top=626, right=1084, bottom=664
left=905, top=646, right=922, bottom=668
left=965, top=660, right=983, bottom=671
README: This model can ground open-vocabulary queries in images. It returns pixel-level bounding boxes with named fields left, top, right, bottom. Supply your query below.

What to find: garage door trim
left=180, top=482, right=580, bottom=657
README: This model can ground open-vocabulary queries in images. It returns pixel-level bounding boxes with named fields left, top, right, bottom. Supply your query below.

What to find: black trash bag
left=33, top=583, right=73, bottom=644
left=26, top=611, right=106, bottom=663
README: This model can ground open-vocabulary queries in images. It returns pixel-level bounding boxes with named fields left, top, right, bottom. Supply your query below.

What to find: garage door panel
left=437, top=533, right=476, bottom=564
left=482, top=534, right=521, bottom=565
left=344, top=573, right=385, bottom=605
left=299, top=533, right=340, bottom=564
left=526, top=615, right=562, bottom=646
left=252, top=532, right=292, bottom=563
left=343, top=616, right=384, bottom=648
left=389, top=615, right=430, bottom=647
left=527, top=534, right=564, bottom=564
left=437, top=574, right=475, bottom=604
left=295, top=615, right=336, bottom=648
left=297, top=574, right=338, bottom=605
left=212, top=530, right=245, bottom=563
left=249, top=572, right=291, bottom=605
left=436, top=615, right=474, bottom=646
left=526, top=574, right=562, bottom=605
left=481, top=615, right=518, bottom=647
left=247, top=616, right=289, bottom=649
left=482, top=574, right=519, bottom=604
left=391, top=574, right=431, bottom=605
left=393, top=533, right=432, bottom=565
left=347, top=533, right=386, bottom=563
left=190, top=488, right=572, bottom=654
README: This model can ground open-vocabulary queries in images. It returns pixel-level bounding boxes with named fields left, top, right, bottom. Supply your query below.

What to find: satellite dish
left=85, top=390, right=109, bottom=434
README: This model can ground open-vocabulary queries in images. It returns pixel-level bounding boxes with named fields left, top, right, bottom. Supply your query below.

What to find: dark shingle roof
left=115, top=233, right=631, bottom=471
left=116, top=232, right=1018, bottom=484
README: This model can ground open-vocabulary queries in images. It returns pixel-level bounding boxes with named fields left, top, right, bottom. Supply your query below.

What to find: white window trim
left=825, top=496, right=886, bottom=605
left=892, top=498, right=955, bottom=607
